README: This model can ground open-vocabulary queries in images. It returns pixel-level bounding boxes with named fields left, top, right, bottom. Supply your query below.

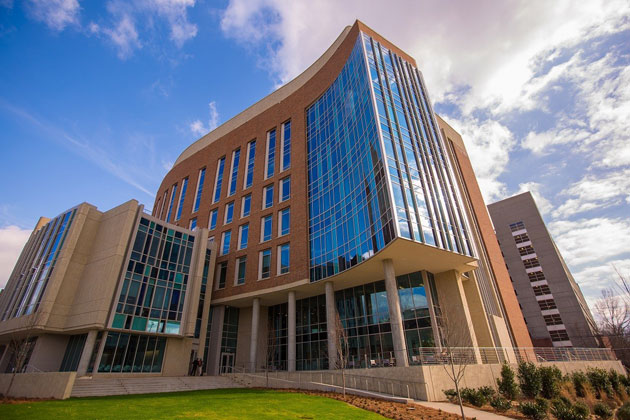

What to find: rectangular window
left=518, top=245, right=535, bottom=256
left=189, top=218, right=197, bottom=231
left=523, top=257, right=541, bottom=269
left=208, top=209, right=218, bottom=230
left=220, top=231, right=231, bottom=256
left=532, top=285, right=551, bottom=296
left=224, top=202, right=234, bottom=224
left=166, top=184, right=178, bottom=222
left=175, top=178, right=188, bottom=221
left=260, top=249, right=271, bottom=279
left=514, top=233, right=530, bottom=244
left=543, top=314, right=564, bottom=326
left=236, top=257, right=247, bottom=285
left=212, top=157, right=226, bottom=203
left=549, top=329, right=570, bottom=342
left=263, top=184, right=274, bottom=209
left=280, top=176, right=290, bottom=202
left=510, top=221, right=525, bottom=232
left=278, top=243, right=289, bottom=275
left=244, top=140, right=256, bottom=189
left=217, top=262, right=227, bottom=289
left=238, top=223, right=249, bottom=250
left=193, top=168, right=206, bottom=213
left=281, top=120, right=291, bottom=171
left=261, top=215, right=272, bottom=242
left=279, top=208, right=290, bottom=236
left=159, top=190, right=167, bottom=219
left=265, top=129, right=276, bottom=179
left=241, top=194, right=251, bottom=218
left=538, top=299, right=557, bottom=310
left=528, top=271, right=546, bottom=282
left=228, top=148, right=240, bottom=196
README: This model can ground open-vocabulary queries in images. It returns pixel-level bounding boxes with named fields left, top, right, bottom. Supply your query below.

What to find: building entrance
left=219, top=352, right=234, bottom=373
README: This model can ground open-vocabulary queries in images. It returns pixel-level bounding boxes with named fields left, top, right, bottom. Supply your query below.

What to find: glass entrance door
left=220, top=352, right=234, bottom=373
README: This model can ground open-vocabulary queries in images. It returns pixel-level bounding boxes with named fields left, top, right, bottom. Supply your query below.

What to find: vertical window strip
left=159, top=191, right=168, bottom=220
left=193, top=168, right=206, bottom=213
left=266, top=129, right=276, bottom=178
left=213, top=157, right=226, bottom=203
left=208, top=209, right=218, bottom=230
left=281, top=120, right=291, bottom=171
left=244, top=140, right=256, bottom=189
left=175, top=178, right=188, bottom=221
left=278, top=243, right=290, bottom=274
left=228, top=149, right=240, bottom=196
left=166, top=184, right=178, bottom=223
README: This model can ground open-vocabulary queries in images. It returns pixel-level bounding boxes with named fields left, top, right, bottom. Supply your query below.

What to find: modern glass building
left=0, top=21, right=532, bottom=380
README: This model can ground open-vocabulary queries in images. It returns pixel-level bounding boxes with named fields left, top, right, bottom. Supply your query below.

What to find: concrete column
left=288, top=291, right=296, bottom=372
left=325, top=281, right=338, bottom=369
left=76, top=330, right=98, bottom=376
left=383, top=259, right=409, bottom=367
left=250, top=298, right=260, bottom=373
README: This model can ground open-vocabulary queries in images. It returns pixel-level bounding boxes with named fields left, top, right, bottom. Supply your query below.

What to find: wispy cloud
left=190, top=101, right=219, bottom=137
left=26, top=0, right=80, bottom=31
left=0, top=99, right=154, bottom=197
left=0, top=225, right=31, bottom=289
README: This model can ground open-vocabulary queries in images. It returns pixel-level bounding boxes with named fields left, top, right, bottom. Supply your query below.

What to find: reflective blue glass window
left=239, top=223, right=249, bottom=250
left=260, top=249, right=271, bottom=279
left=266, top=129, right=276, bottom=178
left=175, top=178, right=188, bottom=221
left=209, top=209, right=218, bottom=230
left=228, top=149, right=240, bottom=196
left=263, top=184, right=274, bottom=209
left=245, top=141, right=256, bottom=189
left=241, top=194, right=251, bottom=217
left=224, top=202, right=234, bottom=224
left=262, top=215, right=272, bottom=242
left=189, top=218, right=197, bottom=231
left=237, top=257, right=247, bottom=285
left=166, top=184, right=177, bottom=223
left=221, top=231, right=231, bottom=256
left=279, top=243, right=290, bottom=274
left=193, top=168, right=205, bottom=213
left=281, top=120, right=291, bottom=171
left=213, top=157, right=226, bottom=203
left=279, top=208, right=290, bottom=236
left=280, top=176, right=290, bottom=202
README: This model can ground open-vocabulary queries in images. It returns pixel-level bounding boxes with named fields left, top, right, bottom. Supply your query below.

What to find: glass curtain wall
left=268, top=303, right=288, bottom=370
left=220, top=306, right=239, bottom=355
left=98, top=332, right=166, bottom=373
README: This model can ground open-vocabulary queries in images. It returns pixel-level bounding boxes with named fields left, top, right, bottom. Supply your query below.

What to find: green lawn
left=0, top=388, right=387, bottom=420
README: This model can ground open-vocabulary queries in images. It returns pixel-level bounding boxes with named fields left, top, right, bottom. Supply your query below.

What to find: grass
left=0, top=388, right=387, bottom=420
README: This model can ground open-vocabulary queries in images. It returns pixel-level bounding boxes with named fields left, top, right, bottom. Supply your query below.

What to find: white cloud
left=0, top=225, right=31, bottom=289
left=26, top=0, right=80, bottom=31
left=190, top=101, right=219, bottom=137
left=572, top=259, right=630, bottom=311
left=100, top=11, right=141, bottom=59
left=149, top=0, right=198, bottom=47
left=517, top=182, right=553, bottom=215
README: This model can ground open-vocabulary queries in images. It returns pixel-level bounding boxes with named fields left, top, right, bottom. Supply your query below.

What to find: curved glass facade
left=307, top=37, right=395, bottom=282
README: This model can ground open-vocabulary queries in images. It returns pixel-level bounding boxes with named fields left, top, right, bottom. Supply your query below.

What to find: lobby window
left=263, top=184, right=274, bottom=209
left=280, top=176, right=290, bottom=202
left=193, top=168, right=206, bottom=213
left=189, top=218, right=197, bottom=231
left=228, top=148, right=240, bottom=197
left=238, top=223, right=249, bottom=250
left=265, top=129, right=276, bottom=179
left=261, top=215, right=272, bottom=242
left=220, top=231, right=231, bottom=256
left=259, top=249, right=271, bottom=279
left=212, top=157, right=226, bottom=203
left=241, top=194, right=251, bottom=218
left=281, top=120, right=291, bottom=171
left=244, top=140, right=256, bottom=189
left=224, top=202, right=234, bottom=224
left=217, top=262, right=228, bottom=289
left=166, top=184, right=178, bottom=222
left=278, top=243, right=290, bottom=275
left=236, top=257, right=247, bottom=285
left=279, top=208, right=290, bottom=236
left=209, top=209, right=218, bottom=230
left=175, top=177, right=188, bottom=221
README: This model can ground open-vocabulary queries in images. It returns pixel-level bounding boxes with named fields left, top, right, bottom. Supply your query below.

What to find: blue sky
left=0, top=0, right=629, bottom=312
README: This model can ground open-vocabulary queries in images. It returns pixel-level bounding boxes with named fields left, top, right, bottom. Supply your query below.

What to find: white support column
left=288, top=291, right=296, bottom=372
left=383, top=259, right=409, bottom=367
left=250, top=298, right=260, bottom=373
left=76, top=330, right=98, bottom=376
left=325, top=281, right=337, bottom=370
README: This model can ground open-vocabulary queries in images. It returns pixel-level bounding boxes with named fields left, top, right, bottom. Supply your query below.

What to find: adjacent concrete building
left=0, top=21, right=533, bottom=379
left=488, top=192, right=599, bottom=348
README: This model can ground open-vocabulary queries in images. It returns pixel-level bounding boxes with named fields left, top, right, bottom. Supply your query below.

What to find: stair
left=70, top=375, right=242, bottom=398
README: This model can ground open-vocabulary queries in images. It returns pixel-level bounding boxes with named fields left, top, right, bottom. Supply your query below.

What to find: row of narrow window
left=157, top=120, right=291, bottom=224
left=217, top=208, right=291, bottom=256
left=215, top=243, right=290, bottom=289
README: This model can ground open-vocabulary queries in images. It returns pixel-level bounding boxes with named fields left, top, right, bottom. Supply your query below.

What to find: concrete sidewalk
left=414, top=401, right=513, bottom=420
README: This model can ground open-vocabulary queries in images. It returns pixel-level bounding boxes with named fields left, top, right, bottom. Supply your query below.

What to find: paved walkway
left=414, top=401, right=513, bottom=420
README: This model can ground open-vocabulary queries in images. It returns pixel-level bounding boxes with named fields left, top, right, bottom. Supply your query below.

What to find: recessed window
left=279, top=208, right=290, bottom=236
left=166, top=184, right=178, bottom=223
left=281, top=120, right=291, bottom=171
left=259, top=249, right=271, bottom=279
left=224, top=202, right=234, bottom=224
left=228, top=148, right=240, bottom=197
left=263, top=184, right=274, bottom=209
left=265, top=129, right=276, bottom=179
left=217, top=262, right=228, bottom=289
left=261, top=215, right=272, bottom=242
left=192, top=168, right=206, bottom=213
left=538, top=299, right=557, bottom=311
left=523, top=257, right=541, bottom=269
left=278, top=243, right=290, bottom=275
left=212, top=157, right=226, bottom=203
left=208, top=209, right=218, bottom=230
left=238, top=223, right=249, bottom=250
left=280, top=176, right=290, bottom=202
left=189, top=218, right=197, bottom=231
left=175, top=178, right=188, bottom=221
left=241, top=194, right=251, bottom=218
left=244, top=140, right=256, bottom=189
left=236, top=257, right=247, bottom=285
left=220, top=231, right=231, bottom=256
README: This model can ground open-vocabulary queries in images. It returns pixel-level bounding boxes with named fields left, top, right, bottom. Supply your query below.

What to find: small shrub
left=519, top=361, right=543, bottom=398
left=594, top=402, right=613, bottom=419
left=460, top=387, right=486, bottom=407
left=588, top=368, right=614, bottom=398
left=490, top=396, right=512, bottom=412
left=572, top=371, right=589, bottom=398
left=551, top=397, right=589, bottom=420
left=498, top=363, right=519, bottom=400
left=519, top=397, right=549, bottom=420
left=443, top=388, right=458, bottom=403
left=616, top=402, right=630, bottom=420
left=478, top=386, right=496, bottom=400
left=540, top=366, right=563, bottom=399
left=609, top=370, right=623, bottom=395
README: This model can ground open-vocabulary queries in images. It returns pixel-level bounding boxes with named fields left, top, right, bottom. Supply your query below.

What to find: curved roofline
left=174, top=25, right=354, bottom=166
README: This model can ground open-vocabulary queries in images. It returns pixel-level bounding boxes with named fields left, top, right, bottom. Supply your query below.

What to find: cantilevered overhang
left=211, top=238, right=477, bottom=308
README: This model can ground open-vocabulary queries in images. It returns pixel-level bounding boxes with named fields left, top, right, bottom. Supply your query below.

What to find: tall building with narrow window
left=0, top=21, right=532, bottom=382
left=488, top=192, right=599, bottom=348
